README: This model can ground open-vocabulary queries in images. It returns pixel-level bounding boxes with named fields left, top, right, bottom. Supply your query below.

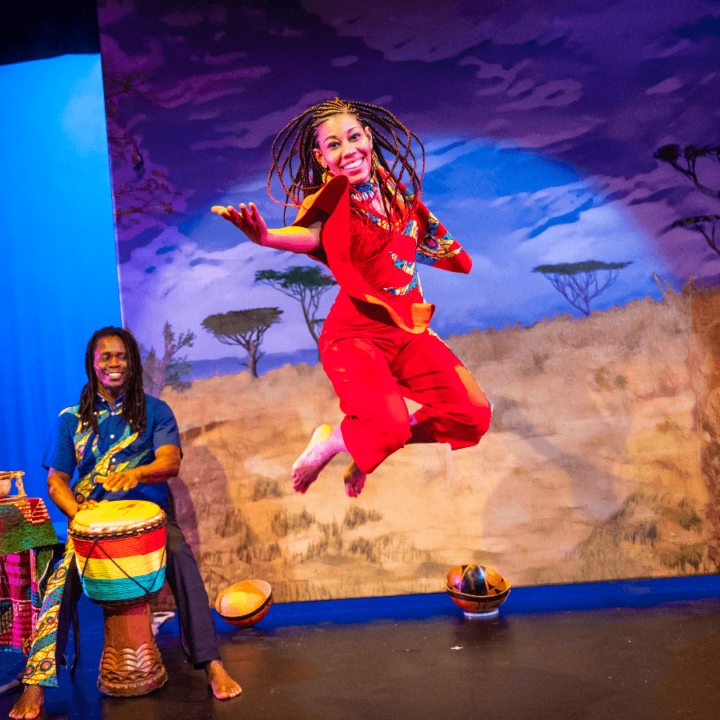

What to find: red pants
left=319, top=316, right=492, bottom=474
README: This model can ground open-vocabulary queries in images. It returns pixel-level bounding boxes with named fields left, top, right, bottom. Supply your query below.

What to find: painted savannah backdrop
left=97, top=0, right=720, bottom=602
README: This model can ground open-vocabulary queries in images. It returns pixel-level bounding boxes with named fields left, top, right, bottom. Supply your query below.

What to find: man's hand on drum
left=75, top=499, right=100, bottom=514
left=211, top=202, right=268, bottom=246
left=102, top=468, right=142, bottom=493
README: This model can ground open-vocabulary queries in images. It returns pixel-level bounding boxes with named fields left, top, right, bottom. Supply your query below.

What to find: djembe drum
left=69, top=500, right=168, bottom=696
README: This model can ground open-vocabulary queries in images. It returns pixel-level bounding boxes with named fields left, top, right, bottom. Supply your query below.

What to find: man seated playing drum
left=10, top=327, right=241, bottom=720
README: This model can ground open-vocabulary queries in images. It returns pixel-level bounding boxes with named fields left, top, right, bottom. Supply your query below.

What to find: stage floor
left=2, top=594, right=720, bottom=720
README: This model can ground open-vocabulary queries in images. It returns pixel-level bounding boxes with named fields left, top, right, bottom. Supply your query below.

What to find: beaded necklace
left=349, top=174, right=380, bottom=205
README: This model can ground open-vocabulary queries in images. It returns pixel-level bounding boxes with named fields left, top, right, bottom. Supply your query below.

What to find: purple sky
left=97, top=0, right=720, bottom=359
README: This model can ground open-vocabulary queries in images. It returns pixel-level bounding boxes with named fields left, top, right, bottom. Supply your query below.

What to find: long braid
left=268, top=98, right=425, bottom=228
left=79, top=327, right=147, bottom=435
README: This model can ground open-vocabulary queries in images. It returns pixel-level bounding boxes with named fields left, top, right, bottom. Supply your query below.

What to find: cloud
left=208, top=6, right=227, bottom=24
left=496, top=116, right=606, bottom=150
left=642, top=38, right=692, bottom=59
left=587, top=166, right=720, bottom=282
left=498, top=79, right=583, bottom=111
left=162, top=11, right=206, bottom=28
left=646, top=77, right=684, bottom=94
left=269, top=25, right=304, bottom=38
left=190, top=90, right=337, bottom=150
left=301, top=0, right=570, bottom=62
left=188, top=108, right=222, bottom=121
left=303, top=0, right=719, bottom=64
left=120, top=228, right=338, bottom=358
left=331, top=55, right=359, bottom=67
left=423, top=137, right=492, bottom=174
left=119, top=144, right=691, bottom=352
left=97, top=0, right=135, bottom=27
left=99, top=33, right=164, bottom=73
left=459, top=57, right=533, bottom=96
left=203, top=51, right=247, bottom=66
left=153, top=66, right=270, bottom=108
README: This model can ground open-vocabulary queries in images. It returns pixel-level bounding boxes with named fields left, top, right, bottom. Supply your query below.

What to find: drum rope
left=79, top=538, right=167, bottom=602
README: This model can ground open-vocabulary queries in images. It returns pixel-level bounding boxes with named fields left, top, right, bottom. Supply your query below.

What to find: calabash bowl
left=215, top=579, right=272, bottom=628
left=446, top=565, right=511, bottom=617
left=0, top=471, right=22, bottom=500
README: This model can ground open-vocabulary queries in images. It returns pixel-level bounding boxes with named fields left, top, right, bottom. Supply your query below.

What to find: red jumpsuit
left=293, top=176, right=491, bottom=474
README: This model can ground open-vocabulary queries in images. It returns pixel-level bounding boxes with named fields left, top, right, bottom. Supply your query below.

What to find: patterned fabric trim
left=79, top=429, right=142, bottom=502
left=389, top=253, right=416, bottom=276
left=383, top=253, right=422, bottom=297
left=383, top=275, right=421, bottom=297
left=22, top=546, right=73, bottom=687
left=417, top=213, right=461, bottom=261
left=73, top=406, right=111, bottom=467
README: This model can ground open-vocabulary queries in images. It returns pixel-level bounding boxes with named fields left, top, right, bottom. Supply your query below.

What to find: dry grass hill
left=161, top=284, right=720, bottom=604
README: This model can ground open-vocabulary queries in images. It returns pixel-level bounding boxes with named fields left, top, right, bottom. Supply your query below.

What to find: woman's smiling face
left=313, top=113, right=373, bottom=184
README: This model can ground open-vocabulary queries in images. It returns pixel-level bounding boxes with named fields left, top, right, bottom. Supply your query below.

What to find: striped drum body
left=70, top=500, right=167, bottom=607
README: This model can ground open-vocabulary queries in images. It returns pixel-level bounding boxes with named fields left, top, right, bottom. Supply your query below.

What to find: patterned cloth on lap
left=0, top=497, right=58, bottom=654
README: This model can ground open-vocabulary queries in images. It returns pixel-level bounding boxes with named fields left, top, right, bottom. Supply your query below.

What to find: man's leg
left=163, top=520, right=240, bottom=699
left=10, top=555, right=82, bottom=720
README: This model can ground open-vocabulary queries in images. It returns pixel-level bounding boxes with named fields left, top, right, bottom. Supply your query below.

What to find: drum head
left=70, top=500, right=165, bottom=536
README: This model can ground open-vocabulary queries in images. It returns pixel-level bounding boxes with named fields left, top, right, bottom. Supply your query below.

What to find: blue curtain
left=0, top=54, right=121, bottom=523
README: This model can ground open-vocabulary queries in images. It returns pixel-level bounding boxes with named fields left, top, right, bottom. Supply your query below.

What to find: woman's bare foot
left=292, top=425, right=342, bottom=493
left=205, top=660, right=241, bottom=700
left=343, top=461, right=367, bottom=497
left=9, top=685, right=44, bottom=720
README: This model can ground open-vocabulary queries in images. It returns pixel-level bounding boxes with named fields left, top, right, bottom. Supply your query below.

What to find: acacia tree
left=201, top=308, right=283, bottom=379
left=255, top=267, right=337, bottom=350
left=654, top=144, right=720, bottom=259
left=532, top=260, right=631, bottom=317
left=138, top=322, right=195, bottom=397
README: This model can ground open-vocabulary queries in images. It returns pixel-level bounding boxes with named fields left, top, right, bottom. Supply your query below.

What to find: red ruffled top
left=292, top=175, right=472, bottom=334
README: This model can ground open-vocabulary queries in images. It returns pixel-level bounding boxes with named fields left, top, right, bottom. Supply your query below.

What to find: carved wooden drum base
left=98, top=603, right=168, bottom=697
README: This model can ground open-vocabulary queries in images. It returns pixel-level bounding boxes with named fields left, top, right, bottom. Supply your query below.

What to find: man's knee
left=164, top=521, right=198, bottom=569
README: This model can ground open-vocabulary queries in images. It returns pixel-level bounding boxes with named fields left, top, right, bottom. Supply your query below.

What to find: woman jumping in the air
left=212, top=98, right=491, bottom=498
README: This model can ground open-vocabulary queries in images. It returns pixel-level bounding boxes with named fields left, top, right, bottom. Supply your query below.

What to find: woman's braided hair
left=268, top=98, right=425, bottom=226
left=79, top=327, right=147, bottom=435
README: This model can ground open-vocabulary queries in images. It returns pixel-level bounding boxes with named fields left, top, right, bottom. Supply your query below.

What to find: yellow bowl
left=215, top=580, right=272, bottom=628
left=446, top=565, right=511, bottom=616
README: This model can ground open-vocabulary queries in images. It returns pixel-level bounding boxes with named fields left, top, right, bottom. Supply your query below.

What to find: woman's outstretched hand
left=211, top=202, right=268, bottom=246
left=211, top=201, right=321, bottom=252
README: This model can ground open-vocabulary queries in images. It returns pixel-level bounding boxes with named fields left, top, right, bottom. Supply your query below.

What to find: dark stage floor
left=2, top=586, right=720, bottom=720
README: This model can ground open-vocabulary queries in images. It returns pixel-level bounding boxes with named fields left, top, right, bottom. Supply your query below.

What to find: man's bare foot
left=292, top=425, right=338, bottom=493
left=9, top=685, right=44, bottom=720
left=205, top=660, right=241, bottom=700
left=344, top=461, right=367, bottom=498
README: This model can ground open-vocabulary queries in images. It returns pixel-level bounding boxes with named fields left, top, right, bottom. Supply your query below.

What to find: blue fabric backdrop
left=0, top=54, right=121, bottom=523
